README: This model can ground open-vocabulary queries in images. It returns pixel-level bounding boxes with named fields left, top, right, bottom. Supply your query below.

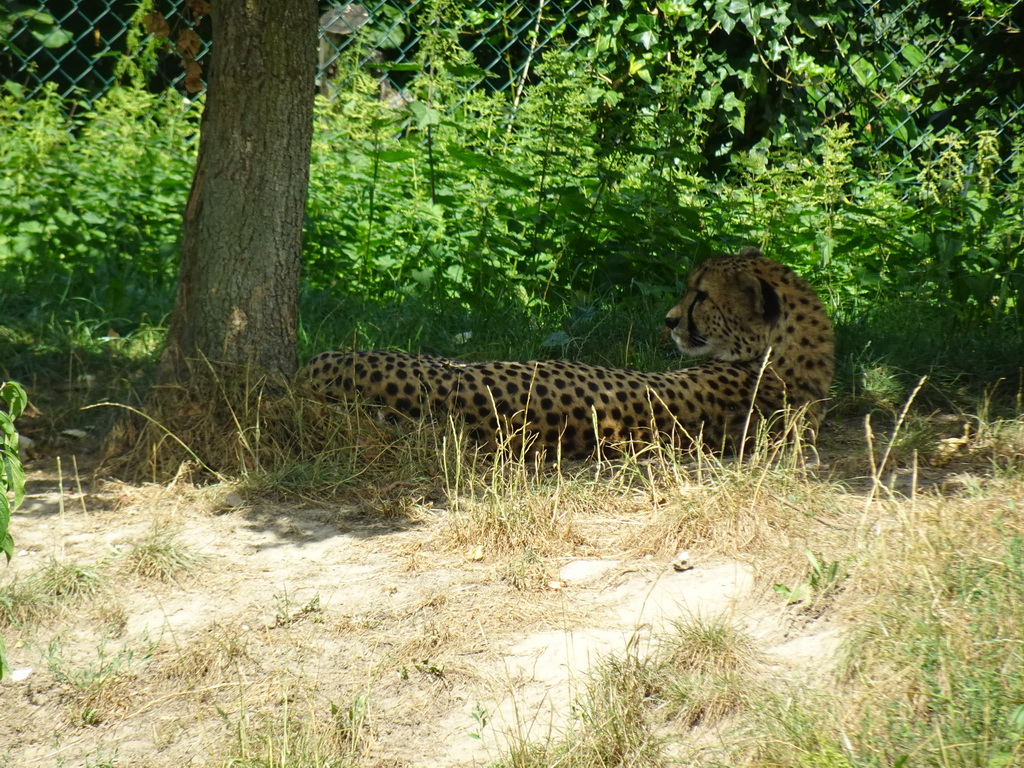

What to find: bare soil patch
left=0, top=452, right=858, bottom=768
left=8, top=413, right=988, bottom=767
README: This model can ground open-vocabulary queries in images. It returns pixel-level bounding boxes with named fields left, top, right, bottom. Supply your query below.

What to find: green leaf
left=711, top=0, right=740, bottom=35
left=375, top=149, right=417, bottom=163
left=0, top=632, right=9, bottom=678
left=779, top=582, right=811, bottom=605
left=1, top=382, right=27, bottom=524
left=377, top=62, right=421, bottom=72
left=410, top=267, right=434, bottom=286
left=657, top=0, right=690, bottom=17
left=2, top=453, right=26, bottom=512
left=1, top=382, right=28, bottom=420
left=721, top=92, right=746, bottom=131
left=17, top=220, right=44, bottom=234
left=35, top=25, right=72, bottom=48
left=627, top=14, right=658, bottom=49
left=15, top=8, right=55, bottom=24
left=407, top=101, right=441, bottom=129
left=632, top=29, right=657, bottom=50
left=445, top=146, right=496, bottom=170
left=447, top=63, right=487, bottom=80
left=727, top=0, right=749, bottom=14
left=849, top=55, right=876, bottom=87
left=540, top=330, right=571, bottom=348
left=2, top=81, right=25, bottom=99
left=901, top=44, right=925, bottom=68
left=446, top=147, right=532, bottom=187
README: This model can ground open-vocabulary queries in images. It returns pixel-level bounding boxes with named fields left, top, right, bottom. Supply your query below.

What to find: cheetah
left=303, top=248, right=835, bottom=457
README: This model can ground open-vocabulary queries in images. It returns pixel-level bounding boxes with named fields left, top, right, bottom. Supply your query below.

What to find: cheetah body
left=304, top=249, right=834, bottom=457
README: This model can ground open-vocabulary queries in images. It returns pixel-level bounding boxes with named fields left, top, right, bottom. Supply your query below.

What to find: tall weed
left=0, top=86, right=195, bottom=320
left=2, top=38, right=1022, bottom=392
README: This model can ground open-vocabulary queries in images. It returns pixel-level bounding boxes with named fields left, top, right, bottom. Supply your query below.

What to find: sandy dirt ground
left=1, top=460, right=843, bottom=767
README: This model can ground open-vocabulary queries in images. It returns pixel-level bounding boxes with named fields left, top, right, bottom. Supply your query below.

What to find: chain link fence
left=0, top=1, right=593, bottom=101
left=314, top=0, right=590, bottom=104
left=2, top=0, right=1021, bottom=175
left=837, top=0, right=1023, bottom=176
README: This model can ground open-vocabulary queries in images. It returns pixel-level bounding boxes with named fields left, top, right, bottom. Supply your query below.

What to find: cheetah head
left=664, top=249, right=783, bottom=362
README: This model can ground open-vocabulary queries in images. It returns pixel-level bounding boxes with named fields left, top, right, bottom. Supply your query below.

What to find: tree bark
left=159, top=0, right=317, bottom=380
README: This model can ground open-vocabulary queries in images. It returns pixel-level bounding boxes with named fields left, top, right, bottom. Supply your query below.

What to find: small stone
left=671, top=550, right=693, bottom=571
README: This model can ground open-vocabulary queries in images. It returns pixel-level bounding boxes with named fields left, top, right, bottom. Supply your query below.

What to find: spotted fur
left=303, top=249, right=834, bottom=457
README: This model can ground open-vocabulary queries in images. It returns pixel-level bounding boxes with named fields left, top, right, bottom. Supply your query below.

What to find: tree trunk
left=159, top=0, right=317, bottom=380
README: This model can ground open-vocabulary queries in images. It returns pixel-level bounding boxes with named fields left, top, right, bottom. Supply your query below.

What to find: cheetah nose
left=664, top=316, right=680, bottom=330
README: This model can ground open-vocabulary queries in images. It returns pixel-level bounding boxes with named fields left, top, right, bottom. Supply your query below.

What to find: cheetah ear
left=736, top=272, right=782, bottom=325
left=758, top=277, right=782, bottom=324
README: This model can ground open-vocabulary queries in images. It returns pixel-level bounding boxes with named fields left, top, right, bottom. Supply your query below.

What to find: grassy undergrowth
left=3, top=387, right=1024, bottom=764
left=476, top=420, right=1024, bottom=768
left=840, top=471, right=1024, bottom=767
left=5, top=285, right=1022, bottom=472
left=3, top=78, right=1023, bottom=431
left=0, top=524, right=209, bottom=629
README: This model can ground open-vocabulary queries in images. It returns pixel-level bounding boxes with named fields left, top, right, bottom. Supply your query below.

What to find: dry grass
left=608, top=440, right=861, bottom=607
left=7, top=380, right=1024, bottom=767
left=495, top=638, right=669, bottom=768
left=218, top=691, right=372, bottom=768
left=659, top=614, right=763, bottom=676
left=629, top=462, right=841, bottom=554
left=46, top=633, right=157, bottom=726
left=101, top=358, right=457, bottom=513
left=727, top=689, right=856, bottom=767
left=480, top=408, right=1024, bottom=767
left=0, top=573, right=56, bottom=625
left=116, top=526, right=211, bottom=582
left=157, top=623, right=255, bottom=684
left=494, top=617, right=770, bottom=765
left=443, top=464, right=597, bottom=558
left=654, top=616, right=766, bottom=730
left=830, top=473, right=1024, bottom=765
left=0, top=556, right=105, bottom=626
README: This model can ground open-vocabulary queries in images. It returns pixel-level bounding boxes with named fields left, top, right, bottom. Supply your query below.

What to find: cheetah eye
left=693, top=290, right=708, bottom=305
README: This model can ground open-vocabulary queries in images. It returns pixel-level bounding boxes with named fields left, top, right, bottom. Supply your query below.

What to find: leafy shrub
left=0, top=380, right=26, bottom=679
left=0, top=85, right=195, bottom=324
left=1, top=22, right=1022, bottom=385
